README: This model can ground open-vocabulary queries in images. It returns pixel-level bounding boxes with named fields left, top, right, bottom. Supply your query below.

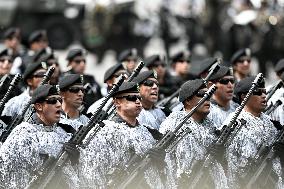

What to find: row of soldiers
left=0, top=29, right=284, bottom=189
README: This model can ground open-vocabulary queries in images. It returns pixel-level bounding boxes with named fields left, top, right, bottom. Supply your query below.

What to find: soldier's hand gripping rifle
left=0, top=74, right=22, bottom=115
left=111, top=84, right=217, bottom=189
left=0, top=66, right=55, bottom=142
left=156, top=59, right=221, bottom=109
left=25, top=75, right=125, bottom=189
left=104, top=61, right=145, bottom=119
left=189, top=73, right=264, bottom=189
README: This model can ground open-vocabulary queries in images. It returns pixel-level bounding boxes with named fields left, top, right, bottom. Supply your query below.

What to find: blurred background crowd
left=0, top=0, right=284, bottom=84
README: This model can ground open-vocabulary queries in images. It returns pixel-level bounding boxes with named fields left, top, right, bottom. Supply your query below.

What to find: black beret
left=33, top=47, right=53, bottom=62
left=104, top=63, right=124, bottom=83
left=4, top=27, right=20, bottom=39
left=59, top=74, right=83, bottom=90
left=234, top=76, right=265, bottom=95
left=23, top=61, right=48, bottom=82
left=28, top=30, right=47, bottom=44
left=31, top=84, right=60, bottom=104
left=145, top=55, right=165, bottom=68
left=0, top=48, right=13, bottom=58
left=275, top=59, right=284, bottom=73
left=114, top=81, right=139, bottom=96
left=118, top=48, right=137, bottom=62
left=209, top=66, right=233, bottom=81
left=179, top=79, right=206, bottom=102
left=170, top=51, right=190, bottom=64
left=132, top=70, right=158, bottom=85
left=196, top=57, right=218, bottom=76
left=66, top=49, right=86, bottom=61
left=230, top=48, right=251, bottom=65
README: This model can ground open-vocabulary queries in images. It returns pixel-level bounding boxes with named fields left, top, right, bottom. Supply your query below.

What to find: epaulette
left=58, top=122, right=76, bottom=134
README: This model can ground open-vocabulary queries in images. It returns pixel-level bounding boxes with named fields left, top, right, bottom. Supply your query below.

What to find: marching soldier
left=0, top=48, right=23, bottom=101
left=59, top=74, right=89, bottom=130
left=0, top=84, right=80, bottom=189
left=208, top=66, right=239, bottom=127
left=133, top=70, right=166, bottom=132
left=230, top=48, right=252, bottom=81
left=118, top=48, right=138, bottom=74
left=64, top=49, right=102, bottom=114
left=78, top=82, right=164, bottom=188
left=225, top=76, right=281, bottom=188
left=1, top=61, right=48, bottom=117
left=159, top=79, right=228, bottom=189
left=144, top=54, right=177, bottom=98
left=87, top=63, right=128, bottom=115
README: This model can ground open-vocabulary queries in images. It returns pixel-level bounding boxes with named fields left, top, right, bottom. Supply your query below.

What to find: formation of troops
left=0, top=27, right=284, bottom=189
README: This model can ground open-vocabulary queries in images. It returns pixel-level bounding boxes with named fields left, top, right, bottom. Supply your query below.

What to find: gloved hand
left=209, top=143, right=225, bottom=162
left=63, top=141, right=80, bottom=166
left=148, top=147, right=166, bottom=170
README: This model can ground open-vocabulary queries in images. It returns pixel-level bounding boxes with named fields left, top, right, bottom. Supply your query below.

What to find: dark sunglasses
left=68, top=87, right=86, bottom=94
left=252, top=88, right=267, bottom=96
left=45, top=97, right=63, bottom=104
left=195, top=90, right=207, bottom=98
left=219, top=78, right=235, bottom=85
left=74, top=59, right=86, bottom=64
left=32, top=72, right=46, bottom=78
left=142, top=80, right=159, bottom=87
left=116, top=95, right=142, bottom=102
left=0, top=58, right=12, bottom=63
left=113, top=72, right=129, bottom=78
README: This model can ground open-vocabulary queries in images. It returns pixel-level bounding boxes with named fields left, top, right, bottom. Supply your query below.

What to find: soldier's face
left=114, top=92, right=142, bottom=118
left=139, top=78, right=159, bottom=105
left=70, top=56, right=86, bottom=74
left=245, top=88, right=267, bottom=113
left=215, top=76, right=235, bottom=102
left=0, top=56, right=13, bottom=75
left=186, top=88, right=210, bottom=115
left=234, top=57, right=251, bottom=76
left=27, top=68, right=47, bottom=89
left=175, top=61, right=190, bottom=75
left=61, top=84, right=84, bottom=109
left=36, top=95, right=62, bottom=125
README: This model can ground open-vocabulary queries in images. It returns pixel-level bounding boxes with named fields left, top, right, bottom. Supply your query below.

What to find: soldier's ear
left=34, top=103, right=43, bottom=112
left=207, top=81, right=214, bottom=88
left=113, top=98, right=121, bottom=108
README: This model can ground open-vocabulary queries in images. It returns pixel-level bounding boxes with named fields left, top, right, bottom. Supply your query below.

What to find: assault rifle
left=0, top=74, right=22, bottom=115
left=0, top=66, right=55, bottom=142
left=264, top=100, right=282, bottom=115
left=110, top=84, right=217, bottom=189
left=189, top=73, right=264, bottom=189
left=25, top=75, right=125, bottom=189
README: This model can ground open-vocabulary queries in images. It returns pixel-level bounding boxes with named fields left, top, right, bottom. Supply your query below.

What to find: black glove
left=63, top=141, right=80, bottom=165
left=148, top=147, right=166, bottom=170
left=209, top=144, right=225, bottom=163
